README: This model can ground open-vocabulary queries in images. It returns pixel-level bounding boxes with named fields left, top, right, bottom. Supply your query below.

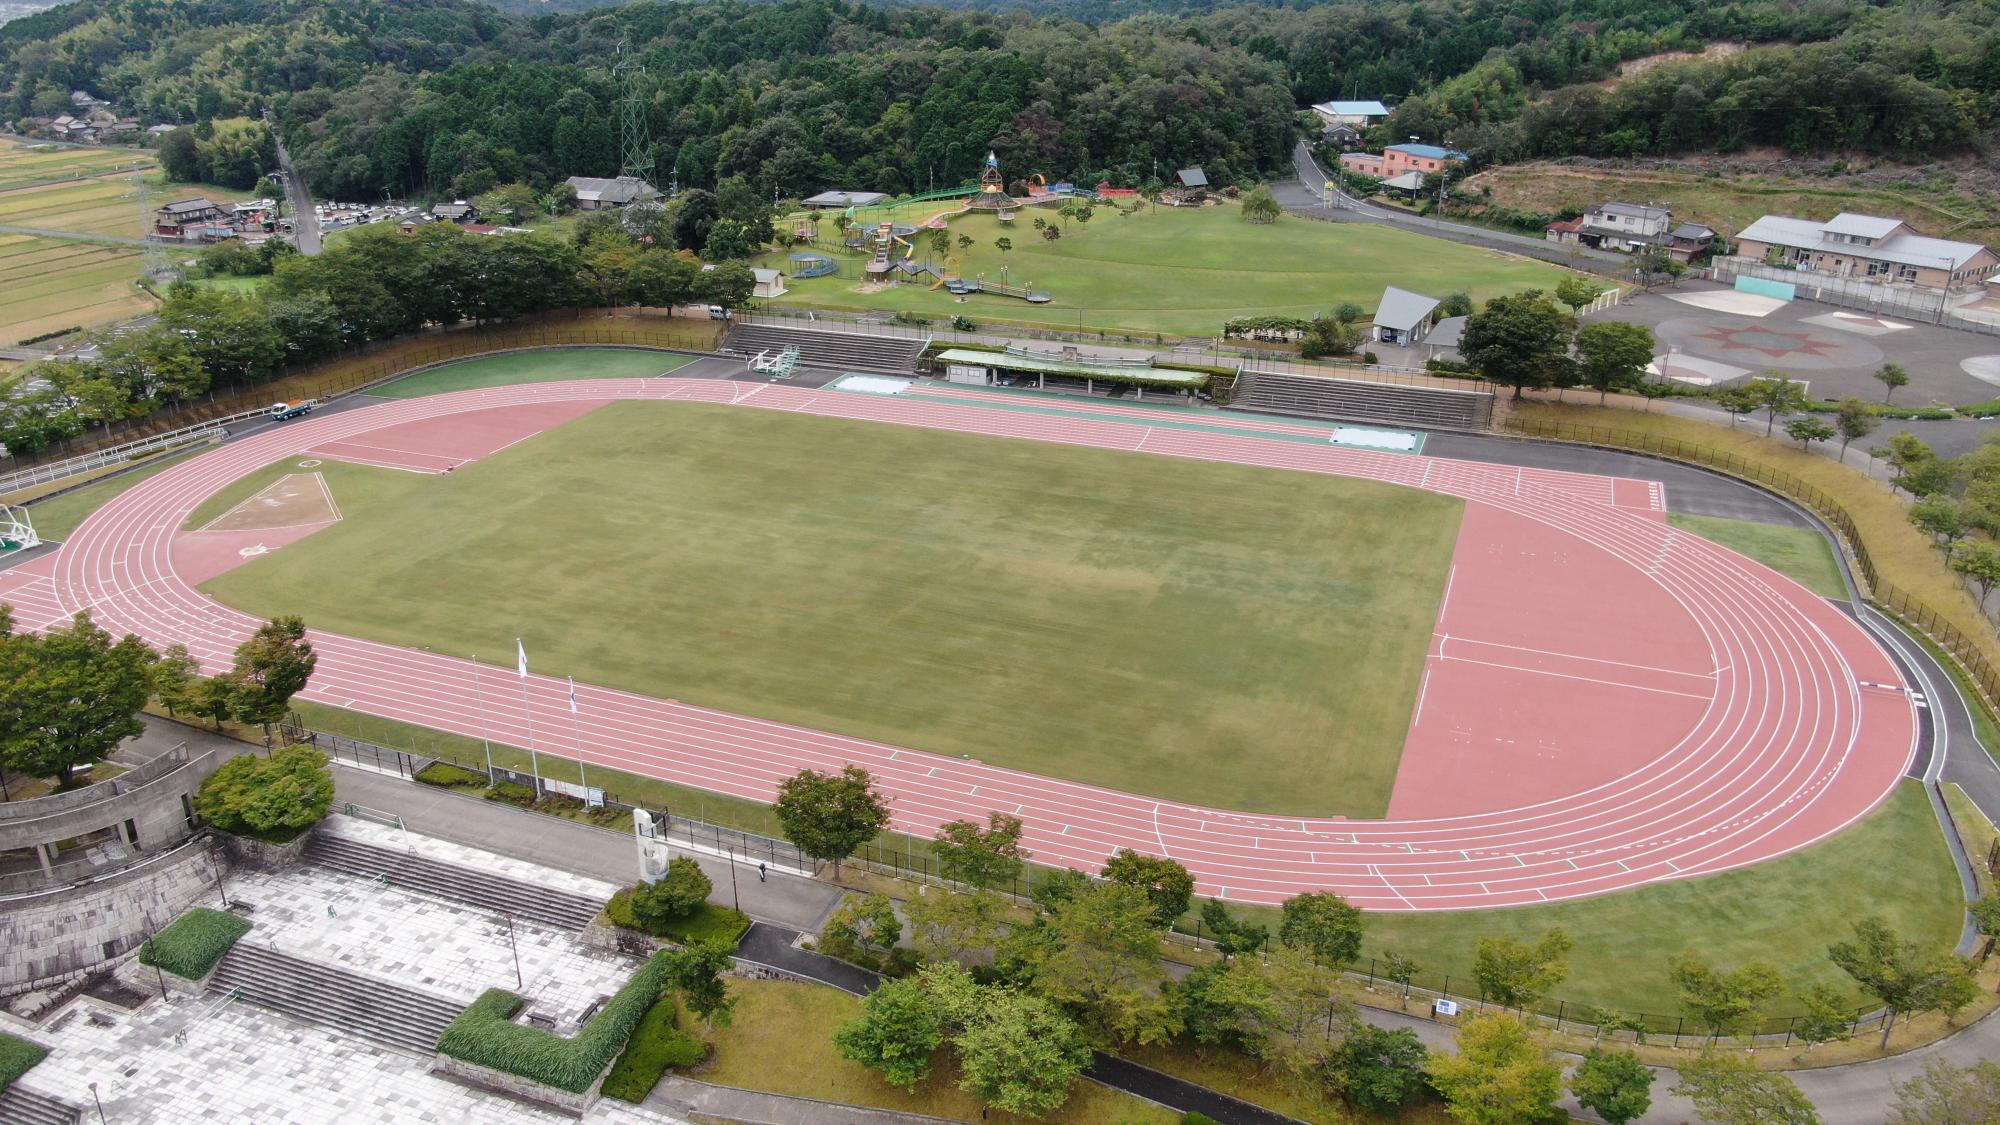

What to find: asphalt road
left=271, top=133, right=320, bottom=255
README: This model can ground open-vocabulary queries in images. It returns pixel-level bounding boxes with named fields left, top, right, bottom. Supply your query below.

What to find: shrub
left=437, top=950, right=678, bottom=1093
left=138, top=908, right=252, bottom=980
left=605, top=889, right=751, bottom=950
left=0, top=1031, right=48, bottom=1093
left=484, top=780, right=536, bottom=805
left=630, top=858, right=714, bottom=928
left=601, top=997, right=708, bottom=1102
left=415, top=762, right=489, bottom=789
left=194, top=746, right=334, bottom=843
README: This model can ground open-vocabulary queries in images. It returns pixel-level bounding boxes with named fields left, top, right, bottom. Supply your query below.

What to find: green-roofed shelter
left=933, top=347, right=1212, bottom=398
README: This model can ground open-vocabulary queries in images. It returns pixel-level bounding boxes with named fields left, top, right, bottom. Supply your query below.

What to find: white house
left=1373, top=286, right=1440, bottom=346
left=752, top=268, right=787, bottom=298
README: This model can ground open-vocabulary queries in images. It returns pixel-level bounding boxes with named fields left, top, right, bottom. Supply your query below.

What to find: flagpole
left=568, top=676, right=588, bottom=792
left=471, top=653, right=495, bottom=780
left=517, top=638, right=542, bottom=796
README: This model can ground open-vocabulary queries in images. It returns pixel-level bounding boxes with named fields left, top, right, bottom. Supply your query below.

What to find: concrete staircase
left=725, top=323, right=924, bottom=374
left=209, top=944, right=461, bottom=1056
left=305, top=833, right=603, bottom=932
left=1230, top=369, right=1492, bottom=430
left=0, top=1086, right=82, bottom=1125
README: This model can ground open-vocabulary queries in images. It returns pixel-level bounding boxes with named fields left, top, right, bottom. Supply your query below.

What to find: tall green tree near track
left=227, top=616, right=318, bottom=738
left=150, top=643, right=203, bottom=719
left=1785, top=416, right=1835, bottom=452
left=834, top=976, right=944, bottom=1091
left=1950, top=541, right=2000, bottom=605
left=1668, top=955, right=1783, bottom=1039
left=1426, top=1013, right=1564, bottom=1125
left=1829, top=915, right=1978, bottom=1049
left=1570, top=1047, right=1653, bottom=1125
left=1834, top=397, right=1876, bottom=459
left=932, top=812, right=1028, bottom=891
left=1241, top=184, right=1281, bottom=223
left=1675, top=1051, right=1820, bottom=1124
left=1101, top=848, right=1194, bottom=927
left=773, top=765, right=889, bottom=878
left=1029, top=881, right=1178, bottom=1045
left=1743, top=375, right=1808, bottom=437
left=1461, top=291, right=1571, bottom=398
left=1574, top=321, right=1653, bottom=403
left=0, top=612, right=153, bottom=788
left=1889, top=1058, right=2000, bottom=1124
left=1472, top=928, right=1573, bottom=1010
left=1554, top=276, right=1602, bottom=314
left=1278, top=891, right=1364, bottom=969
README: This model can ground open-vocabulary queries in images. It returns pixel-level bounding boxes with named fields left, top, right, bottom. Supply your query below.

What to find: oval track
left=1, top=378, right=1917, bottom=909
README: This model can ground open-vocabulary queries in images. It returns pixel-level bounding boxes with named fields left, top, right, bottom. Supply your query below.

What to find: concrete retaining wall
left=0, top=841, right=221, bottom=996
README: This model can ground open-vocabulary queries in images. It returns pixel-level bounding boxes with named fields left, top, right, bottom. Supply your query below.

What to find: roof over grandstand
left=935, top=348, right=1209, bottom=388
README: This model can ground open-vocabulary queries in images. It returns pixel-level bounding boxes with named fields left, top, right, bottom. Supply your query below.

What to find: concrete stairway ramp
left=1231, top=369, right=1492, bottom=430
left=306, top=834, right=603, bottom=931
left=0, top=1086, right=83, bottom=1125
left=209, top=943, right=461, bottom=1056
left=724, top=324, right=924, bottom=374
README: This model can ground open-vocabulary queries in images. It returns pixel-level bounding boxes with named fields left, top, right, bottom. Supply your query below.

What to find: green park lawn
left=375, top=348, right=697, bottom=398
left=198, top=400, right=1461, bottom=817
left=760, top=200, right=1577, bottom=337
left=1667, top=512, right=1850, bottom=600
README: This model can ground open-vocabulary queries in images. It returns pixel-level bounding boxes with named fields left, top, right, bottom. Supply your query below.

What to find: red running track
left=0, top=378, right=1917, bottom=909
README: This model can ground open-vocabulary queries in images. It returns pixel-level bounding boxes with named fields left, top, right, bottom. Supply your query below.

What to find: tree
left=1241, top=184, right=1281, bottom=223
left=1173, top=958, right=1274, bottom=1052
left=932, top=812, right=1027, bottom=890
left=1425, top=1013, right=1564, bottom=1125
left=1743, top=376, right=1808, bottom=437
left=951, top=988, right=1092, bottom=1117
left=1950, top=541, right=2000, bottom=605
left=1199, top=900, right=1268, bottom=959
left=1718, top=384, right=1762, bottom=427
left=928, top=228, right=949, bottom=258
left=1785, top=416, right=1835, bottom=451
left=994, top=236, right=1012, bottom=252
left=1971, top=892, right=2000, bottom=961
left=1669, top=955, right=1784, bottom=1040
left=834, top=977, right=944, bottom=1091
left=1888, top=1058, right=2000, bottom=1124
left=630, top=856, right=712, bottom=929
left=956, top=234, right=973, bottom=251
left=1834, top=397, right=1877, bottom=459
left=1040, top=225, right=1061, bottom=243
left=1256, top=949, right=1354, bottom=1089
left=1574, top=321, right=1654, bottom=402
left=0, top=613, right=154, bottom=787
left=227, top=616, right=317, bottom=737
left=1877, top=433, right=1953, bottom=497
left=1554, top=276, right=1602, bottom=314
left=702, top=218, right=754, bottom=261
left=1383, top=952, right=1421, bottom=1008
left=1277, top=891, right=1363, bottom=969
left=1570, top=1047, right=1653, bottom=1125
left=819, top=892, right=902, bottom=964
left=1912, top=497, right=1975, bottom=550
left=665, top=938, right=736, bottom=1028
left=1875, top=362, right=1912, bottom=403
left=1471, top=928, right=1573, bottom=1010
left=1100, top=848, right=1193, bottom=927
left=191, top=674, right=239, bottom=730
left=1789, top=983, right=1855, bottom=1055
left=773, top=765, right=889, bottom=877
left=1460, top=291, right=1571, bottom=398
left=194, top=746, right=335, bottom=840
left=1829, top=915, right=1972, bottom=1049
left=906, top=886, right=1006, bottom=968
left=1632, top=245, right=1686, bottom=287
left=1029, top=882, right=1177, bottom=1045
left=150, top=643, right=202, bottom=718
left=1673, top=1050, right=1819, bottom=1125
left=1336, top=1025, right=1430, bottom=1115
left=1440, top=292, right=1474, bottom=318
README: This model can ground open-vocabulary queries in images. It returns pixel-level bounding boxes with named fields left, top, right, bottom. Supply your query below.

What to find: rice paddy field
left=0, top=136, right=153, bottom=192
left=0, top=233, right=150, bottom=344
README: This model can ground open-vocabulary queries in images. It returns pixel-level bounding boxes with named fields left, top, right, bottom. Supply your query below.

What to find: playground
left=760, top=199, right=1576, bottom=336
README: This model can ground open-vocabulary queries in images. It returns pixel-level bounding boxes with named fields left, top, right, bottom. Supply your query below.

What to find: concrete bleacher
left=724, top=323, right=925, bottom=375
left=1229, top=369, right=1493, bottom=431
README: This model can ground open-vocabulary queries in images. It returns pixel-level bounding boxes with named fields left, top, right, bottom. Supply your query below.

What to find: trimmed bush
left=601, top=996, right=709, bottom=1103
left=484, top=780, right=536, bottom=805
left=0, top=1031, right=48, bottom=1093
left=415, top=761, right=490, bottom=789
left=437, top=950, right=677, bottom=1093
left=605, top=889, right=751, bottom=950
left=138, top=907, right=252, bottom=980
left=194, top=746, right=334, bottom=843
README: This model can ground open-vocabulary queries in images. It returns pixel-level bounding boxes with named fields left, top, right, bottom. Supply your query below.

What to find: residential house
left=1381, top=144, right=1466, bottom=179
left=564, top=175, right=660, bottom=211
left=155, top=198, right=228, bottom=240
left=802, top=190, right=888, bottom=209
left=1321, top=123, right=1365, bottom=151
left=1338, top=152, right=1386, bottom=178
left=430, top=200, right=478, bottom=223
left=1664, top=222, right=1717, bottom=263
left=1310, top=100, right=1390, bottom=127
left=1734, top=212, right=1999, bottom=291
left=1574, top=202, right=1671, bottom=252
left=1373, top=286, right=1441, bottom=346
left=1545, top=216, right=1587, bottom=246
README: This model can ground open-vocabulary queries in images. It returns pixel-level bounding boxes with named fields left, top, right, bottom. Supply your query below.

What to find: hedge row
left=138, top=907, right=252, bottom=980
left=604, top=888, right=752, bottom=950
left=414, top=761, right=489, bottom=789
left=0, top=1031, right=48, bottom=1093
left=600, top=996, right=707, bottom=1103
left=436, top=950, right=676, bottom=1093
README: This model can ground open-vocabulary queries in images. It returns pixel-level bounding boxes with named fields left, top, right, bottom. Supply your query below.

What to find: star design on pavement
left=1688, top=325, right=1844, bottom=360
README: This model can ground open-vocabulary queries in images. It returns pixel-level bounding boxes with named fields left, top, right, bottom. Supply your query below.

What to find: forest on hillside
left=1, top=0, right=1997, bottom=204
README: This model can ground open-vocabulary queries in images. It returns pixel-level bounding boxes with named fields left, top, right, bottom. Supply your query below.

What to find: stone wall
left=430, top=1053, right=604, bottom=1118
left=0, top=841, right=221, bottom=996
left=220, top=826, right=314, bottom=872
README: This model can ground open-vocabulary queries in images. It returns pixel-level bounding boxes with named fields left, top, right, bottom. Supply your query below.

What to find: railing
left=0, top=411, right=262, bottom=499
left=0, top=831, right=211, bottom=900
left=1507, top=418, right=2000, bottom=712
left=0, top=745, right=192, bottom=821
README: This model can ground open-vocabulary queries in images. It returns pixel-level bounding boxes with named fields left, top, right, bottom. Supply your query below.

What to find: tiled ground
left=10, top=817, right=685, bottom=1122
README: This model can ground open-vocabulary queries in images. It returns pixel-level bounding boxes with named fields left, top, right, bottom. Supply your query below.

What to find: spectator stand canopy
left=933, top=346, right=1211, bottom=399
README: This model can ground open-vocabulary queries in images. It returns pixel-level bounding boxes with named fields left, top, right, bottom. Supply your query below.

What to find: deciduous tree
left=1461, top=291, right=1571, bottom=398
left=1673, top=1050, right=1819, bottom=1125
left=773, top=765, right=889, bottom=877
left=1574, top=321, right=1653, bottom=402
left=833, top=977, right=943, bottom=1091
left=1668, top=955, right=1784, bottom=1039
left=1100, top=848, right=1193, bottom=927
left=0, top=613, right=154, bottom=787
left=1471, top=928, right=1573, bottom=1010
left=1570, top=1047, right=1653, bottom=1125
left=1426, top=1013, right=1564, bottom=1125
left=1888, top=1057, right=2000, bottom=1124
left=1829, top=916, right=1973, bottom=1049
left=1336, top=1025, right=1430, bottom=1115
left=1030, top=882, right=1178, bottom=1045
left=1834, top=397, right=1877, bottom=459
left=227, top=616, right=317, bottom=737
left=194, top=746, right=335, bottom=840
left=1875, top=362, right=1912, bottom=403
left=1277, top=891, right=1364, bottom=969
left=932, top=812, right=1027, bottom=890
left=631, top=856, right=713, bottom=929
left=1785, top=416, right=1835, bottom=451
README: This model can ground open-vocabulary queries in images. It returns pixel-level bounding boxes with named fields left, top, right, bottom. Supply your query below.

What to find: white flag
left=516, top=638, right=528, bottom=681
left=567, top=676, right=580, bottom=715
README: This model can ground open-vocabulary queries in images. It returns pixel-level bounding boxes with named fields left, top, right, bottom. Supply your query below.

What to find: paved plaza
left=6, top=816, right=690, bottom=1123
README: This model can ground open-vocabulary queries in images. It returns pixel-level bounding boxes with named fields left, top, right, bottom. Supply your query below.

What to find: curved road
left=0, top=377, right=1916, bottom=912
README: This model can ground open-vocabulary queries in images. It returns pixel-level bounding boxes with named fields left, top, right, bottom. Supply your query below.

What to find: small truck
left=269, top=399, right=316, bottom=421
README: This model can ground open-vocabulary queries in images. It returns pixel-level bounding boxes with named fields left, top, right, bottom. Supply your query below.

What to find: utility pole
left=613, top=40, right=654, bottom=184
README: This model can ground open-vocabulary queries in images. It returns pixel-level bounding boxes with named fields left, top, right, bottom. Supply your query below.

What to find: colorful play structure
left=862, top=221, right=920, bottom=279
left=788, top=251, right=837, bottom=278
left=0, top=505, right=39, bottom=553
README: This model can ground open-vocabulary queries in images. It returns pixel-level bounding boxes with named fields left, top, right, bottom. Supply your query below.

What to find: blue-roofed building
left=1311, top=100, right=1391, bottom=126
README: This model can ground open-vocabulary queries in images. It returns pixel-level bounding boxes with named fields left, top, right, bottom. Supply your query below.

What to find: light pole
left=89, top=1082, right=105, bottom=1124
left=726, top=847, right=741, bottom=912
left=501, top=911, right=523, bottom=989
